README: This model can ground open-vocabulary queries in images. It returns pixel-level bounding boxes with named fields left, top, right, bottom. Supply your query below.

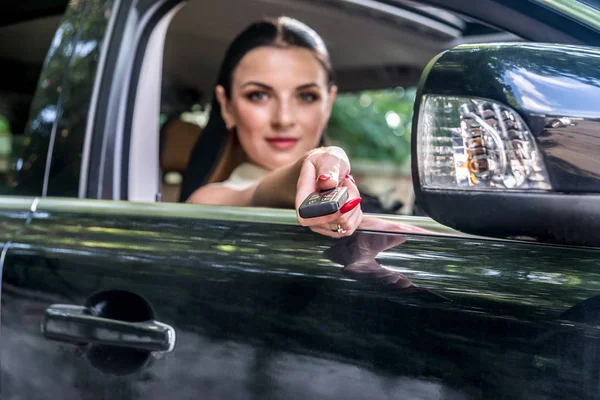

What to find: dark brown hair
left=217, top=17, right=333, bottom=97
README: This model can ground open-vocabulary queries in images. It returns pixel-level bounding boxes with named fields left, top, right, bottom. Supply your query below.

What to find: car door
left=5, top=1, right=600, bottom=400
left=3, top=199, right=600, bottom=399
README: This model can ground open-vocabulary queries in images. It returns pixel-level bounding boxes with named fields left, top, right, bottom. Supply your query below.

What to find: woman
left=185, top=17, right=363, bottom=238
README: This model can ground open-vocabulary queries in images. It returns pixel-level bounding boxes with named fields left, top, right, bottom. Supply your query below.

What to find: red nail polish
left=340, top=197, right=362, bottom=214
left=318, top=174, right=331, bottom=181
left=345, top=173, right=356, bottom=184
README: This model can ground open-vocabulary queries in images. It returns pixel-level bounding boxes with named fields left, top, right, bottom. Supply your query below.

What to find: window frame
left=113, top=0, right=598, bottom=217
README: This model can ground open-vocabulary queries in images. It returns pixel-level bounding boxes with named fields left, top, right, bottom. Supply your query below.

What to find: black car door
left=3, top=199, right=600, bottom=399
left=5, top=1, right=600, bottom=399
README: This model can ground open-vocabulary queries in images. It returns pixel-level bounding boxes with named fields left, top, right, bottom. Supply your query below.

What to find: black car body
left=2, top=0, right=600, bottom=399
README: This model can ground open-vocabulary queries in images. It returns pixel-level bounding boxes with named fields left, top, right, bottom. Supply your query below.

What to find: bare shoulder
left=186, top=183, right=253, bottom=206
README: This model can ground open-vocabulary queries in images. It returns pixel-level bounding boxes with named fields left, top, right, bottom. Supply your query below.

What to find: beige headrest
left=160, top=120, right=202, bottom=172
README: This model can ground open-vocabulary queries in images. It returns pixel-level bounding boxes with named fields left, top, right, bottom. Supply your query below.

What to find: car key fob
left=298, top=187, right=349, bottom=218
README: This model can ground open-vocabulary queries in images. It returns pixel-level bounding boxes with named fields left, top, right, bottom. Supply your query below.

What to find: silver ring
left=330, top=223, right=346, bottom=234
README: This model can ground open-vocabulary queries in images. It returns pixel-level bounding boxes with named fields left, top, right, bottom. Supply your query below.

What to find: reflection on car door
left=3, top=199, right=600, bottom=399
left=0, top=197, right=35, bottom=283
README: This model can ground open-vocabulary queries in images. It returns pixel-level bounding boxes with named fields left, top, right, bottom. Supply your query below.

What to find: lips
left=265, top=137, right=299, bottom=150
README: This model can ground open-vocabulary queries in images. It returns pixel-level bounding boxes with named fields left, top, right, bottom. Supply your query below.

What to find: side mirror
left=411, top=43, right=600, bottom=247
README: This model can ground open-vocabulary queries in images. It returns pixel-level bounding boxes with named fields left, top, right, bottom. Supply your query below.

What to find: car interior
left=0, top=0, right=522, bottom=214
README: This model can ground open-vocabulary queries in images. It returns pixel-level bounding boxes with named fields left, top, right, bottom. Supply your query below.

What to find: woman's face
left=216, top=46, right=337, bottom=170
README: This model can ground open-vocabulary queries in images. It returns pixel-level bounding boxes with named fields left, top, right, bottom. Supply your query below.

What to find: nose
left=272, top=98, right=295, bottom=129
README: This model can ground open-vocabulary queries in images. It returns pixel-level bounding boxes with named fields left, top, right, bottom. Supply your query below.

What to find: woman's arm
left=189, top=146, right=346, bottom=208
left=186, top=155, right=303, bottom=207
left=186, top=184, right=254, bottom=206
left=249, top=156, right=303, bottom=208
left=188, top=146, right=363, bottom=237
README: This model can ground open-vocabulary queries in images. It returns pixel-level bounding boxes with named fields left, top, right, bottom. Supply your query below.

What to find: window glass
left=6, top=0, right=116, bottom=197
left=44, top=0, right=116, bottom=197
left=0, top=15, right=64, bottom=194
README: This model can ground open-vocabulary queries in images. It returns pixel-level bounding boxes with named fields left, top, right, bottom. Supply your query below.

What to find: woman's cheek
left=298, top=109, right=326, bottom=143
left=236, top=102, right=270, bottom=132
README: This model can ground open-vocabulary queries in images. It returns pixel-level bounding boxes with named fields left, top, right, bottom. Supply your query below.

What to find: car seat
left=159, top=119, right=203, bottom=202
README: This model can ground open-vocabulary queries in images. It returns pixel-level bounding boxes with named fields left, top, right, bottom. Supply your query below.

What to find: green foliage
left=327, top=87, right=416, bottom=164
left=0, top=115, right=11, bottom=135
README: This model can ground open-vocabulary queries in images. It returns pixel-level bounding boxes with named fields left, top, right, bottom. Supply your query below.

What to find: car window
left=156, top=1, right=451, bottom=212
left=159, top=87, right=416, bottom=213
left=0, top=15, right=64, bottom=194
left=152, top=0, right=519, bottom=214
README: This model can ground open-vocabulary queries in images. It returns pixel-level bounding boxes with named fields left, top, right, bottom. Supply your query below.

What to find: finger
left=343, top=173, right=357, bottom=187
left=295, top=160, right=317, bottom=211
left=346, top=207, right=363, bottom=234
left=311, top=151, right=350, bottom=191
left=314, top=160, right=340, bottom=191
left=296, top=160, right=344, bottom=227
left=316, top=206, right=362, bottom=237
left=339, top=175, right=360, bottom=200
left=333, top=206, right=363, bottom=235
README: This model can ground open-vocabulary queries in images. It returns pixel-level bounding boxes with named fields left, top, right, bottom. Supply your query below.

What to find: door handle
left=42, top=304, right=176, bottom=353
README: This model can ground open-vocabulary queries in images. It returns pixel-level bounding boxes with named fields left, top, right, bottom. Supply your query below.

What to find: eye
left=246, top=91, right=269, bottom=102
left=299, top=92, right=320, bottom=103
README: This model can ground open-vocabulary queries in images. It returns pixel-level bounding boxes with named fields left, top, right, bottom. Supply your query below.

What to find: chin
left=265, top=154, right=298, bottom=170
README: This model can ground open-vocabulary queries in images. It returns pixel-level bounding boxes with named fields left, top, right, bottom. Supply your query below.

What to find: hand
left=295, top=146, right=363, bottom=237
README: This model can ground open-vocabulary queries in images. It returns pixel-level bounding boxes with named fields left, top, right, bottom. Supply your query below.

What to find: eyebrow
left=240, top=81, right=320, bottom=90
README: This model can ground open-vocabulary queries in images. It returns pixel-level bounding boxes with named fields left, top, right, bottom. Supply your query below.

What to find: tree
left=327, top=87, right=416, bottom=166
